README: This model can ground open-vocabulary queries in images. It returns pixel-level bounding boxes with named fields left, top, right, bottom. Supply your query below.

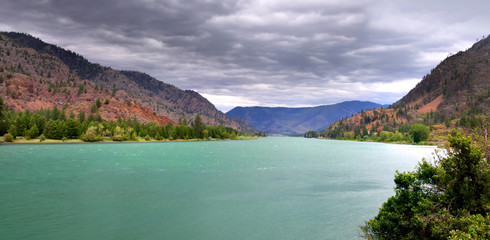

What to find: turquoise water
left=0, top=137, right=435, bottom=239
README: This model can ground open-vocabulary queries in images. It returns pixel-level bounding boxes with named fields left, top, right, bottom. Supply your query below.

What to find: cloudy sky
left=1, top=0, right=488, bottom=111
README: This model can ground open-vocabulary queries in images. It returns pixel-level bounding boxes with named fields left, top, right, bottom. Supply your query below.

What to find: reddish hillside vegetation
left=0, top=32, right=254, bottom=131
left=321, top=35, right=490, bottom=144
left=0, top=35, right=171, bottom=125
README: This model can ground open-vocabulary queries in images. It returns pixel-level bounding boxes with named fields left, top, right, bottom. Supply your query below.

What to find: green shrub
left=409, top=123, right=430, bottom=143
left=3, top=133, right=14, bottom=142
left=81, top=126, right=102, bottom=142
left=39, top=134, right=46, bottom=142
left=112, top=135, right=124, bottom=141
left=361, top=134, right=489, bottom=239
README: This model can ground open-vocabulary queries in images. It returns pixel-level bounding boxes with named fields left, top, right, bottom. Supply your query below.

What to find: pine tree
left=28, top=124, right=39, bottom=139
left=192, top=114, right=204, bottom=138
left=96, top=98, right=102, bottom=109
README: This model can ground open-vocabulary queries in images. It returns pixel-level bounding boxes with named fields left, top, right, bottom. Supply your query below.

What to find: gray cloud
left=1, top=0, right=489, bottom=111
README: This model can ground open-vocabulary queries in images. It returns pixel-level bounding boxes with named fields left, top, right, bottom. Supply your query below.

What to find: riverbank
left=0, top=135, right=260, bottom=144
left=308, top=136, right=438, bottom=147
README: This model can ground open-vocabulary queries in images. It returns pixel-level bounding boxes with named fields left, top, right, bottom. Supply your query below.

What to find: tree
left=440, top=134, right=489, bottom=214
left=361, top=133, right=490, bottom=240
left=78, top=111, right=86, bottom=123
left=139, top=128, right=148, bottom=138
left=155, top=132, right=162, bottom=140
left=191, top=114, right=205, bottom=138
left=44, top=119, right=57, bottom=139
left=51, top=105, right=60, bottom=120
left=8, top=124, right=17, bottom=138
left=409, top=123, right=430, bottom=143
left=90, top=103, right=97, bottom=113
left=96, top=98, right=102, bottom=109
left=65, top=118, right=81, bottom=139
left=0, top=96, right=3, bottom=119
left=202, top=129, right=209, bottom=139
left=166, top=122, right=175, bottom=140
left=33, top=115, right=46, bottom=134
left=28, top=124, right=39, bottom=139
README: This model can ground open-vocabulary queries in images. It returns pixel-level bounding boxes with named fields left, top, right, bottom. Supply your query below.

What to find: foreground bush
left=361, top=133, right=489, bottom=239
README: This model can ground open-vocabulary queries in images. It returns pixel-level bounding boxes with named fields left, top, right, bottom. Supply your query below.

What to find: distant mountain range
left=322, top=35, right=489, bottom=143
left=0, top=32, right=254, bottom=132
left=226, top=101, right=388, bottom=135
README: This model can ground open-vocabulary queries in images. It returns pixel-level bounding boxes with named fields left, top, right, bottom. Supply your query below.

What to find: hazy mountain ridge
left=1, top=32, right=254, bottom=131
left=226, top=101, right=388, bottom=135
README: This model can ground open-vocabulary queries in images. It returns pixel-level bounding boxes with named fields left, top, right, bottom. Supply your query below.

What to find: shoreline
left=0, top=136, right=260, bottom=145
left=306, top=136, right=440, bottom=147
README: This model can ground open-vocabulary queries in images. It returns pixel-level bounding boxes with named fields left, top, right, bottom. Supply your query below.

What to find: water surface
left=0, top=137, right=435, bottom=239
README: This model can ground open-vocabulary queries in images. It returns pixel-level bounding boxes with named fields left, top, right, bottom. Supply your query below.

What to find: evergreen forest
left=0, top=96, right=258, bottom=143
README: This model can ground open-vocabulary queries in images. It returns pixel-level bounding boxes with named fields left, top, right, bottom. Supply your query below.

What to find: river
left=0, top=137, right=435, bottom=239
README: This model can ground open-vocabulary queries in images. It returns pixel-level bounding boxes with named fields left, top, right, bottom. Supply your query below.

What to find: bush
left=378, top=131, right=394, bottom=142
left=155, top=132, right=162, bottom=140
left=361, top=134, right=490, bottom=239
left=390, top=131, right=405, bottom=142
left=3, top=133, right=14, bottom=142
left=81, top=126, right=101, bottom=142
left=112, top=135, right=124, bottom=141
left=81, top=133, right=101, bottom=142
left=409, top=123, right=430, bottom=143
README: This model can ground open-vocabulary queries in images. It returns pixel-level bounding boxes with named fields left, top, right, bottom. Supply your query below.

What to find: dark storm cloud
left=1, top=0, right=489, bottom=111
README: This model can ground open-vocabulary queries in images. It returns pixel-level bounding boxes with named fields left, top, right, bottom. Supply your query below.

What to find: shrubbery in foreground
left=361, top=133, right=489, bottom=240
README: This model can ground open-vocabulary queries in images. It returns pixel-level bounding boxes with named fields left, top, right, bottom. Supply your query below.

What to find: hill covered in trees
left=226, top=101, right=387, bottom=135
left=0, top=32, right=254, bottom=132
left=0, top=97, right=252, bottom=143
left=315, top=35, right=490, bottom=144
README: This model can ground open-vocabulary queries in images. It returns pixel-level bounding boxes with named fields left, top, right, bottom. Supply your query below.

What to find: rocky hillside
left=322, top=35, right=490, bottom=143
left=0, top=34, right=172, bottom=125
left=0, top=32, right=254, bottom=131
left=395, top=35, right=490, bottom=116
left=226, top=101, right=387, bottom=135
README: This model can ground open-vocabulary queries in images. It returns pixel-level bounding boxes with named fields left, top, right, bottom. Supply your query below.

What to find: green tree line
left=308, top=121, right=430, bottom=144
left=0, top=97, right=253, bottom=142
left=310, top=100, right=487, bottom=144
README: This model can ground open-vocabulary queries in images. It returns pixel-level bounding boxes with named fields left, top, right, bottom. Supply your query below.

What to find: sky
left=1, top=0, right=489, bottom=112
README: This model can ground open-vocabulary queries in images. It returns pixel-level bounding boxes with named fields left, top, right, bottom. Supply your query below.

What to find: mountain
left=321, top=35, right=490, bottom=143
left=394, top=36, right=490, bottom=116
left=226, top=101, right=387, bottom=135
left=0, top=32, right=254, bottom=132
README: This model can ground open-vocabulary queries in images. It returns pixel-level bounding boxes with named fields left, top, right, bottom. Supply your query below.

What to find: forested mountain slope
left=0, top=32, right=254, bottom=132
left=321, top=35, right=490, bottom=144
left=395, top=35, right=490, bottom=116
